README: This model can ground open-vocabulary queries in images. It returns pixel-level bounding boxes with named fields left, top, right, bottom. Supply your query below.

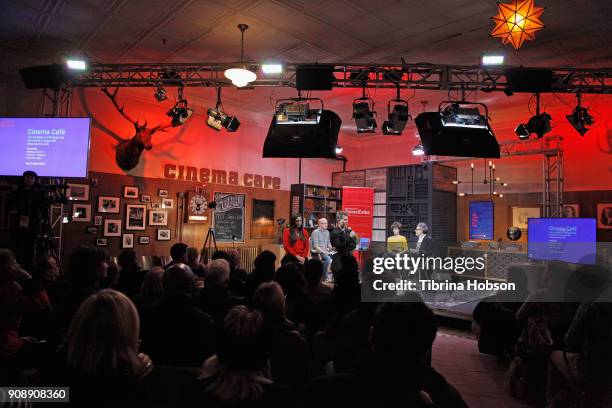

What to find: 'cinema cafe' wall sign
left=163, top=163, right=281, bottom=190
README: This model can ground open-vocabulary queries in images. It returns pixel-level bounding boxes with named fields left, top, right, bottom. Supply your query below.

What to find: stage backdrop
left=342, top=187, right=374, bottom=246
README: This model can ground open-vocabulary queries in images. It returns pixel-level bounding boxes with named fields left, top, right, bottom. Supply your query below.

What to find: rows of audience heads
left=2, top=241, right=610, bottom=407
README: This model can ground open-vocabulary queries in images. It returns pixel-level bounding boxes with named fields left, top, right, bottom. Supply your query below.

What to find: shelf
left=305, top=195, right=327, bottom=199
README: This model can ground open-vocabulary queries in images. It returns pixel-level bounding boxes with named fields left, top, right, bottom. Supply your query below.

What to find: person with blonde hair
left=55, top=289, right=153, bottom=406
left=180, top=305, right=293, bottom=407
left=133, top=266, right=165, bottom=307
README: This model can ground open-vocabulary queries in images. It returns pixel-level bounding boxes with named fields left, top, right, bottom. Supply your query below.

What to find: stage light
left=262, top=63, right=283, bottom=74
left=481, top=54, right=505, bottom=65
left=412, top=144, right=424, bottom=156
left=353, top=97, right=377, bottom=133
left=207, top=108, right=240, bottom=132
left=440, top=103, right=489, bottom=129
left=491, top=0, right=545, bottom=50
left=154, top=86, right=167, bottom=102
left=335, top=145, right=344, bottom=154
left=516, top=112, right=552, bottom=139
left=225, top=24, right=256, bottom=87
left=382, top=98, right=410, bottom=135
left=166, top=100, right=193, bottom=127
left=566, top=93, right=594, bottom=136
left=66, top=58, right=87, bottom=70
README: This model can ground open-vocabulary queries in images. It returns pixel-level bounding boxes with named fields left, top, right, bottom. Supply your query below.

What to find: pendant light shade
left=225, top=24, right=256, bottom=87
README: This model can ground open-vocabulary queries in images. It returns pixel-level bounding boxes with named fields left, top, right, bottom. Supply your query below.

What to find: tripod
left=200, top=227, right=218, bottom=263
left=33, top=214, right=61, bottom=272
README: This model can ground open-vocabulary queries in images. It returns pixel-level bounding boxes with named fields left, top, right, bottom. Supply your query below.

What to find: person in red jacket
left=282, top=214, right=309, bottom=265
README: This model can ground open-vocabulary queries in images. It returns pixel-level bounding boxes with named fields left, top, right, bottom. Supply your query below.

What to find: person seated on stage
left=166, top=242, right=188, bottom=269
left=330, top=212, right=357, bottom=276
left=305, top=301, right=468, bottom=408
left=310, top=218, right=333, bottom=281
left=409, top=222, right=434, bottom=257
left=139, top=263, right=214, bottom=367
left=282, top=214, right=310, bottom=265
left=386, top=221, right=408, bottom=254
left=180, top=305, right=294, bottom=408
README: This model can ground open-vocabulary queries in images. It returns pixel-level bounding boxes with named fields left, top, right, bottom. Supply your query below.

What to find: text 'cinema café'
left=0, top=1, right=611, bottom=407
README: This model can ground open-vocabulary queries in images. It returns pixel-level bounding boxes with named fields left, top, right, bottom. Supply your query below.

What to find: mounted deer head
left=101, top=87, right=176, bottom=171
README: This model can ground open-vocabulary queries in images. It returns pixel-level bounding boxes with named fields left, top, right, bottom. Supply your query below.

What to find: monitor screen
left=528, top=218, right=597, bottom=264
left=469, top=201, right=494, bottom=240
left=0, top=117, right=91, bottom=177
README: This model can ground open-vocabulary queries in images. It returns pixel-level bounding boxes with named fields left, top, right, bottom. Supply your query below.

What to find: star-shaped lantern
left=491, top=0, right=545, bottom=50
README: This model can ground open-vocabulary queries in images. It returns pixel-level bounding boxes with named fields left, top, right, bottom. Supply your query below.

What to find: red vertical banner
left=342, top=187, right=374, bottom=245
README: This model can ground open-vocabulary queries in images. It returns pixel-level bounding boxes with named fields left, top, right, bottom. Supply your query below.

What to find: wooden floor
left=432, top=331, right=529, bottom=408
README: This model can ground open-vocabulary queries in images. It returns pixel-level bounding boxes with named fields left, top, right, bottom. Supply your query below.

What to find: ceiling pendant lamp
left=491, top=0, right=545, bottom=50
left=224, top=24, right=257, bottom=87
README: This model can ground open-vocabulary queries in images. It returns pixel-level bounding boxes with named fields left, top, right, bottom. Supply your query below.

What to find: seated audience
left=180, top=305, right=293, bottom=407
left=306, top=301, right=468, bottom=407
left=186, top=247, right=205, bottom=277
left=331, top=255, right=361, bottom=318
left=139, top=263, right=215, bottom=367
left=304, top=258, right=333, bottom=333
left=212, top=250, right=247, bottom=296
left=252, top=282, right=309, bottom=392
left=132, top=266, right=165, bottom=307
left=115, top=249, right=144, bottom=297
left=51, top=289, right=154, bottom=407
left=19, top=254, right=57, bottom=339
left=197, top=259, right=245, bottom=332
left=245, top=250, right=276, bottom=298
left=166, top=243, right=188, bottom=269
left=274, top=262, right=314, bottom=333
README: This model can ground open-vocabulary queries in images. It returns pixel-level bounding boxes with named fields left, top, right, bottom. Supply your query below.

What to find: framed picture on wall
left=139, top=236, right=150, bottom=245
left=67, top=183, right=90, bottom=201
left=511, top=206, right=541, bottom=230
left=140, top=194, right=151, bottom=203
left=161, top=198, right=174, bottom=209
left=597, top=203, right=612, bottom=229
left=98, top=196, right=120, bottom=213
left=157, top=229, right=171, bottom=241
left=151, top=202, right=161, bottom=209
left=562, top=204, right=580, bottom=218
left=96, top=238, right=107, bottom=247
left=125, top=204, right=146, bottom=230
left=103, top=219, right=122, bottom=237
left=158, top=189, right=169, bottom=198
left=94, top=215, right=102, bottom=226
left=148, top=210, right=168, bottom=226
left=122, top=233, right=134, bottom=249
left=251, top=199, right=275, bottom=238
left=86, top=227, right=98, bottom=234
left=72, top=204, right=91, bottom=222
left=124, top=186, right=139, bottom=199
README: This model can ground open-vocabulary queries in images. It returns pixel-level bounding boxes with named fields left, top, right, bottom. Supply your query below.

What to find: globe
left=506, top=227, right=522, bottom=241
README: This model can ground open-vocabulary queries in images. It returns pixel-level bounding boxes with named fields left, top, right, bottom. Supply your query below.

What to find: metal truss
left=70, top=62, right=612, bottom=94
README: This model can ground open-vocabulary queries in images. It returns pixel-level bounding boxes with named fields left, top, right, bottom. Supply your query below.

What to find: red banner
left=342, top=187, right=374, bottom=247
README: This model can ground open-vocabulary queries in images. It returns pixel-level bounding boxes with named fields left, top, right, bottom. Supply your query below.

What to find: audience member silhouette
left=186, top=247, right=205, bottom=277
left=116, top=249, right=144, bottom=297
left=132, top=266, right=165, bottom=307
left=245, top=250, right=276, bottom=298
left=166, top=243, right=188, bottom=268
left=211, top=250, right=247, bottom=296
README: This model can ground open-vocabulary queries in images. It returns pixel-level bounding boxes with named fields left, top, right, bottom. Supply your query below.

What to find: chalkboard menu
left=213, top=192, right=245, bottom=242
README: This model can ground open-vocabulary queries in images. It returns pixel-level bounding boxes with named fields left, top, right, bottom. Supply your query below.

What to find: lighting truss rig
left=70, top=62, right=612, bottom=94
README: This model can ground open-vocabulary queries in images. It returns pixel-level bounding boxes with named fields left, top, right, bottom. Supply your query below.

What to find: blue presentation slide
left=469, top=201, right=494, bottom=240
left=0, top=117, right=90, bottom=177
left=528, top=218, right=597, bottom=264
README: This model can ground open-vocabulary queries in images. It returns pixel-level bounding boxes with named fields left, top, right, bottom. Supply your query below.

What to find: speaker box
left=19, top=64, right=68, bottom=89
left=504, top=68, right=554, bottom=93
left=263, top=110, right=341, bottom=158
left=415, top=112, right=500, bottom=158
left=296, top=65, right=334, bottom=91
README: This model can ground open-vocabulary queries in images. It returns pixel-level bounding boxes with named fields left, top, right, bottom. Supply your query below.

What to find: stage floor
left=422, top=289, right=497, bottom=321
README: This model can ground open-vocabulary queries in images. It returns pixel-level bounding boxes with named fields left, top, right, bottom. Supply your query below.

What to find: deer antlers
left=101, top=87, right=173, bottom=132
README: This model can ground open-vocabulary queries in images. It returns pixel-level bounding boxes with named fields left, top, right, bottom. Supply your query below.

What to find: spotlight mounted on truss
left=166, top=85, right=193, bottom=127
left=515, top=93, right=552, bottom=140
left=206, top=87, right=240, bottom=132
left=353, top=87, right=377, bottom=133
left=382, top=86, right=411, bottom=135
left=566, top=93, right=594, bottom=136
left=154, top=85, right=167, bottom=102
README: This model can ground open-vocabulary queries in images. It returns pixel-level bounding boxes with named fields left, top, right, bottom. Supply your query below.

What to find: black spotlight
left=382, top=99, right=410, bottom=135
left=154, top=86, right=168, bottom=102
left=166, top=99, right=193, bottom=127
left=208, top=201, right=217, bottom=209
left=516, top=112, right=552, bottom=139
left=207, top=108, right=240, bottom=132
left=353, top=97, right=377, bottom=133
left=566, top=93, right=594, bottom=136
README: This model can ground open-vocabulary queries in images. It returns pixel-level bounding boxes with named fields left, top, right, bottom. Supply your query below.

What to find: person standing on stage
left=386, top=221, right=408, bottom=254
left=330, top=212, right=357, bottom=276
left=310, top=218, right=333, bottom=281
left=282, top=214, right=309, bottom=265
left=409, top=222, right=434, bottom=257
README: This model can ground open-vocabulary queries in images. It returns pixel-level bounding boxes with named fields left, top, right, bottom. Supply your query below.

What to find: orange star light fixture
left=491, top=0, right=545, bottom=50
